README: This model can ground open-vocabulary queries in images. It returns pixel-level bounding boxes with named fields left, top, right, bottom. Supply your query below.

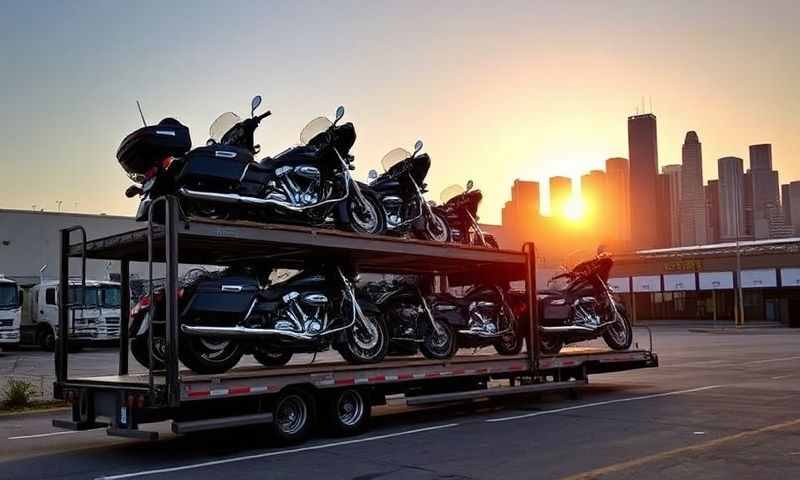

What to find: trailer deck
left=52, top=197, right=658, bottom=441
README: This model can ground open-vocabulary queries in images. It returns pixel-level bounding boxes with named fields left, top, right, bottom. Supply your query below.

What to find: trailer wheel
left=271, top=389, right=315, bottom=444
left=327, top=389, right=370, bottom=436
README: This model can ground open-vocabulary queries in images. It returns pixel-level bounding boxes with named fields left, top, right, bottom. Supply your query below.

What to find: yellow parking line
left=562, top=418, right=800, bottom=480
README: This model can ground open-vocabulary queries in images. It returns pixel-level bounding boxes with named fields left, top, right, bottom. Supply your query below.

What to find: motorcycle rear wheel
left=539, top=334, right=563, bottom=355
left=253, top=347, right=293, bottom=367
left=603, top=309, right=633, bottom=350
left=494, top=330, right=523, bottom=355
left=179, top=335, right=244, bottom=374
left=131, top=335, right=166, bottom=370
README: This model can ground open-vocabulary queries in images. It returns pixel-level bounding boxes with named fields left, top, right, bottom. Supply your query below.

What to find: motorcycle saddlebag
left=539, top=297, right=570, bottom=321
left=117, top=118, right=191, bottom=176
left=174, top=145, right=253, bottom=188
left=186, top=275, right=259, bottom=314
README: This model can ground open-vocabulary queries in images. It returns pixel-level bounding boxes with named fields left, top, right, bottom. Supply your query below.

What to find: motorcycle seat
left=537, top=289, right=565, bottom=296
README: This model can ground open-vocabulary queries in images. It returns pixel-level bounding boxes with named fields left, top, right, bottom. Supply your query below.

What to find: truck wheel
left=39, top=326, right=55, bottom=352
left=327, top=389, right=370, bottom=436
left=253, top=347, right=293, bottom=367
left=271, top=389, right=315, bottom=444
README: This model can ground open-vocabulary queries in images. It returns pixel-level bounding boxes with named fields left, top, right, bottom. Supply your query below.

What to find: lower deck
left=66, top=347, right=657, bottom=403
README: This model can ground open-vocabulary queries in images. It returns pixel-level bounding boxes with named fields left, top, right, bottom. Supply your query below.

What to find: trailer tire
left=271, top=389, right=315, bottom=444
left=326, top=388, right=370, bottom=436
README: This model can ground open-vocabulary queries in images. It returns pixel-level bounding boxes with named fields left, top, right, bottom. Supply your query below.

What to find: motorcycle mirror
left=413, top=140, right=423, bottom=157
left=466, top=179, right=474, bottom=191
left=368, top=169, right=378, bottom=180
left=334, top=105, right=345, bottom=125
left=250, top=95, right=262, bottom=117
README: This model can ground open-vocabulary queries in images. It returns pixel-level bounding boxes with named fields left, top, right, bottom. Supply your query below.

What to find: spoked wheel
left=327, top=389, right=371, bottom=436
left=179, top=334, right=244, bottom=374
left=253, top=346, right=293, bottom=367
left=422, top=211, right=451, bottom=243
left=603, top=308, right=633, bottom=350
left=343, top=190, right=387, bottom=235
left=337, top=310, right=388, bottom=364
left=271, top=389, right=315, bottom=444
left=420, top=319, right=456, bottom=360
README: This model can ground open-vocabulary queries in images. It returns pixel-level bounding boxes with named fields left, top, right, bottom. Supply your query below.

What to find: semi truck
left=22, top=279, right=122, bottom=349
left=0, top=275, right=21, bottom=347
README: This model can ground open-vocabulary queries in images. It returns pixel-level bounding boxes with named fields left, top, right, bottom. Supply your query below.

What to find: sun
left=563, top=196, right=585, bottom=221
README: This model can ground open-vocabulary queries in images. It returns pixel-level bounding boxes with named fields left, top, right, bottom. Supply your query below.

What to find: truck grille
left=0, top=319, right=12, bottom=328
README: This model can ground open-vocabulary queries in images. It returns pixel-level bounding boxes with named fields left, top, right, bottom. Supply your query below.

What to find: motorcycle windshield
left=380, top=148, right=412, bottom=171
left=562, top=249, right=593, bottom=272
left=299, top=116, right=333, bottom=145
left=440, top=184, right=465, bottom=204
left=209, top=112, right=242, bottom=142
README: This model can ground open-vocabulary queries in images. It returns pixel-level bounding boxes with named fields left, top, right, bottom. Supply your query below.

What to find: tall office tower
left=718, top=157, right=745, bottom=241
left=549, top=176, right=572, bottom=217
left=581, top=170, right=606, bottom=212
left=705, top=180, right=721, bottom=244
left=605, top=157, right=631, bottom=248
left=627, top=114, right=659, bottom=249
left=787, top=181, right=800, bottom=235
left=743, top=171, right=754, bottom=238
left=782, top=184, right=792, bottom=228
left=765, top=202, right=794, bottom=238
left=502, top=180, right=540, bottom=226
left=749, top=144, right=780, bottom=239
left=661, top=165, right=682, bottom=246
left=655, top=174, right=674, bottom=247
left=679, top=131, right=707, bottom=246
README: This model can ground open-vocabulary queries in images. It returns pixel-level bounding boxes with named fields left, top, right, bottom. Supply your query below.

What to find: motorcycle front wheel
left=420, top=319, right=456, bottom=360
left=603, top=309, right=633, bottom=350
left=179, top=335, right=244, bottom=374
left=340, top=190, right=387, bottom=236
left=337, top=311, right=388, bottom=364
left=421, top=211, right=451, bottom=243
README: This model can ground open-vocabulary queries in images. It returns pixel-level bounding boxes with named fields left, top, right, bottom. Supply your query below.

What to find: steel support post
left=119, top=259, right=130, bottom=376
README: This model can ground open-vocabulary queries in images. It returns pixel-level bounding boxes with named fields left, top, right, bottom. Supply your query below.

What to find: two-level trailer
left=52, top=197, right=657, bottom=442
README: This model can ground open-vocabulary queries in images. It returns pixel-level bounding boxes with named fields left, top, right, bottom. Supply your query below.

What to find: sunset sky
left=1, top=1, right=798, bottom=224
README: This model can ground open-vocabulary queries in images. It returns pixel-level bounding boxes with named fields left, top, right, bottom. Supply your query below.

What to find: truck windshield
left=68, top=286, right=100, bottom=306
left=100, top=286, right=121, bottom=308
left=0, top=284, right=18, bottom=308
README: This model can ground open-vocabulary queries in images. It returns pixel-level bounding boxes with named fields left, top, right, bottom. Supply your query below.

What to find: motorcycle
left=430, top=284, right=526, bottom=355
left=129, top=264, right=388, bottom=374
left=118, top=96, right=387, bottom=235
left=437, top=181, right=499, bottom=248
left=536, top=251, right=633, bottom=354
left=360, top=277, right=456, bottom=360
left=366, top=141, right=450, bottom=242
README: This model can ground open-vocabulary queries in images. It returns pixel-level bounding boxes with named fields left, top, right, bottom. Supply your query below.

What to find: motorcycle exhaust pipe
left=180, top=320, right=355, bottom=341
left=539, top=320, right=616, bottom=334
left=178, top=184, right=350, bottom=213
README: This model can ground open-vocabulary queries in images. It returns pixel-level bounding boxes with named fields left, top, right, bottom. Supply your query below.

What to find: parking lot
left=0, top=326, right=798, bottom=479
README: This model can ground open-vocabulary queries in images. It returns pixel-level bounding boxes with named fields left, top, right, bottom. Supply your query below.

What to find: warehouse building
left=608, top=238, right=800, bottom=326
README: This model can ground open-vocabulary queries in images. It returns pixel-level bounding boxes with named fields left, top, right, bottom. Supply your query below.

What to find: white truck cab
left=22, top=280, right=122, bottom=350
left=0, top=275, right=21, bottom=346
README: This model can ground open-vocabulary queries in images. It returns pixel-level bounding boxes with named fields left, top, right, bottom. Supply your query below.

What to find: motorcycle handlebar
left=256, top=110, right=272, bottom=121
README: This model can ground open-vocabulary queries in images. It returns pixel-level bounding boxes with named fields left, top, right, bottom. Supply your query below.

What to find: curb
left=687, top=328, right=800, bottom=335
left=0, top=405, right=70, bottom=418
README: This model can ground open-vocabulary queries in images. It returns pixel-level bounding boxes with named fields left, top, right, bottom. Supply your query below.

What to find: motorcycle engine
left=572, top=297, right=601, bottom=327
left=468, top=301, right=499, bottom=334
left=276, top=291, right=328, bottom=334
left=275, top=165, right=322, bottom=207
left=392, top=302, right=421, bottom=338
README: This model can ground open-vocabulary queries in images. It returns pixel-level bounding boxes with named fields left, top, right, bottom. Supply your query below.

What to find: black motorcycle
left=118, top=96, right=386, bottom=235
left=437, top=181, right=498, bottom=248
left=361, top=277, right=456, bottom=360
left=367, top=141, right=450, bottom=242
left=537, top=252, right=633, bottom=354
left=129, top=264, right=388, bottom=374
left=430, top=284, right=525, bottom=355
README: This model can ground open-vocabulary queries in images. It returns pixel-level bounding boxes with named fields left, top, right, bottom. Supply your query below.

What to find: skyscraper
left=718, top=157, right=745, bottom=241
left=679, top=131, right=707, bottom=246
left=656, top=173, right=674, bottom=247
left=749, top=144, right=780, bottom=239
left=627, top=114, right=659, bottom=249
left=549, top=176, right=572, bottom=217
left=661, top=165, right=682, bottom=246
left=605, top=157, right=631, bottom=248
left=782, top=183, right=792, bottom=229
left=705, top=180, right=721, bottom=244
left=786, top=181, right=800, bottom=235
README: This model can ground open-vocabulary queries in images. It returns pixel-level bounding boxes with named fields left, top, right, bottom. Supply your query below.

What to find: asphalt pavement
left=0, top=326, right=798, bottom=479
